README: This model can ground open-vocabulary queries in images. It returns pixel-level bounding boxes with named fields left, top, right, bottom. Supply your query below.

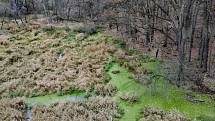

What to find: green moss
left=108, top=63, right=215, bottom=121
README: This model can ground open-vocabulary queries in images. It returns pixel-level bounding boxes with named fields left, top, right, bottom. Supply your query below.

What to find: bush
left=75, top=33, right=87, bottom=41
left=63, top=31, right=76, bottom=43
left=73, top=25, right=99, bottom=35
left=138, top=54, right=156, bottom=63
left=42, top=26, right=56, bottom=35
left=106, top=37, right=126, bottom=49
left=95, top=83, right=117, bottom=96
left=104, top=73, right=112, bottom=83
left=139, top=107, right=191, bottom=121
left=120, top=92, right=140, bottom=103
left=64, top=26, right=71, bottom=32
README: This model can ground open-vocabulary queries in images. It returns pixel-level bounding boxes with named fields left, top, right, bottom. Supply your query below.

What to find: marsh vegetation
left=0, top=21, right=214, bottom=121
left=0, top=0, right=215, bottom=121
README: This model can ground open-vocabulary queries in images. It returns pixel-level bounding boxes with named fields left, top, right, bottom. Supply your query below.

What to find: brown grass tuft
left=31, top=97, right=121, bottom=121
left=0, top=24, right=122, bottom=98
left=0, top=98, right=27, bottom=121
left=139, top=107, right=191, bottom=121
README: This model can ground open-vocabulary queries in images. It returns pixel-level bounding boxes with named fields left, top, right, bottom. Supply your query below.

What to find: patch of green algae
left=27, top=91, right=85, bottom=107
left=108, top=63, right=215, bottom=121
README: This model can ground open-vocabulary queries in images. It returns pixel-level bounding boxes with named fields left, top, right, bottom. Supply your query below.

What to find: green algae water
left=25, top=92, right=85, bottom=121
left=27, top=92, right=86, bottom=106
left=24, top=60, right=214, bottom=121
left=108, top=63, right=215, bottom=121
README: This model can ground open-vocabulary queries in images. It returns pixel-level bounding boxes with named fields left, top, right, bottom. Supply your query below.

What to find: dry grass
left=31, top=96, right=121, bottom=121
left=0, top=22, right=124, bottom=121
left=0, top=98, right=27, bottom=121
left=95, top=83, right=117, bottom=96
left=139, top=107, right=191, bottom=121
left=0, top=23, right=120, bottom=98
left=120, top=92, right=140, bottom=103
left=0, top=35, right=9, bottom=46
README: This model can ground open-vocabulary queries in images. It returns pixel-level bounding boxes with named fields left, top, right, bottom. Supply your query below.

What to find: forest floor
left=0, top=21, right=214, bottom=121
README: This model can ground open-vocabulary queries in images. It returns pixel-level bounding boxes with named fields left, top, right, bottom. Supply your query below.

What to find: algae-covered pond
left=108, top=63, right=215, bottom=121
left=25, top=92, right=86, bottom=121
left=27, top=92, right=86, bottom=106
left=24, top=62, right=215, bottom=121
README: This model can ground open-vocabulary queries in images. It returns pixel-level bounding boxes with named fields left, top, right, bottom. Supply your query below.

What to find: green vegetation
left=108, top=62, right=215, bottom=121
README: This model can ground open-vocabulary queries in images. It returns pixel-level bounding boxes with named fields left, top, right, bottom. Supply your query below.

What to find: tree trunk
left=188, top=4, right=199, bottom=62
left=176, top=0, right=194, bottom=86
left=199, top=0, right=212, bottom=72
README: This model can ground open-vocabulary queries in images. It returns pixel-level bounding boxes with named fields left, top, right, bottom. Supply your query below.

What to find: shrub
left=75, top=33, right=87, bottom=41
left=64, top=26, right=71, bottom=32
left=138, top=54, right=157, bottom=63
left=73, top=24, right=98, bottom=35
left=63, top=32, right=76, bottom=43
left=107, top=37, right=126, bottom=49
left=95, top=83, right=117, bottom=96
left=112, top=70, right=120, bottom=74
left=42, top=26, right=56, bottom=35
left=120, top=92, right=140, bottom=103
left=104, top=73, right=112, bottom=83
left=139, top=107, right=191, bottom=121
